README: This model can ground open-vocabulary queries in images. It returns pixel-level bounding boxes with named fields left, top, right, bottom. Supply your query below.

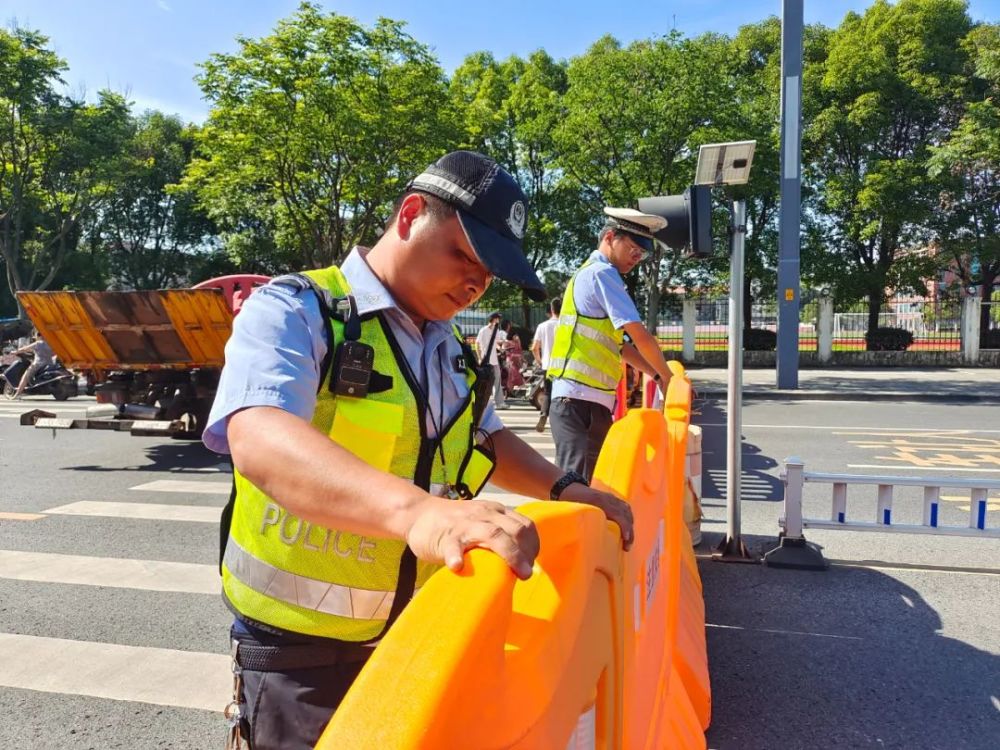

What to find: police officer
left=548, top=208, right=676, bottom=482
left=205, top=151, right=635, bottom=750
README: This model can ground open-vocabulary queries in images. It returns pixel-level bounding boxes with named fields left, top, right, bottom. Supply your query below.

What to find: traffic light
left=637, top=185, right=713, bottom=257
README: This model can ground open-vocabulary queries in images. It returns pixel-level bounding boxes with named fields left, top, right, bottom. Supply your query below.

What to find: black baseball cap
left=407, top=151, right=546, bottom=302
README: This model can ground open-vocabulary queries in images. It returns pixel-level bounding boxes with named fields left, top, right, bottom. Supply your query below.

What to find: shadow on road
left=695, top=398, right=783, bottom=503
left=63, top=441, right=223, bottom=474
left=697, top=529, right=1000, bottom=750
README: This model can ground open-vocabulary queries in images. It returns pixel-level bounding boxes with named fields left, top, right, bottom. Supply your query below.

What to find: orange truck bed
left=17, top=289, right=234, bottom=372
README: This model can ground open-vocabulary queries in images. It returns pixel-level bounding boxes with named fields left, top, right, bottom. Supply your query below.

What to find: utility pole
left=776, top=0, right=804, bottom=389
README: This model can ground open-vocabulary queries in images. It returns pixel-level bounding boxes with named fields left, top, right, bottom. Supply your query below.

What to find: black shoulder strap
left=219, top=460, right=236, bottom=575
left=271, top=273, right=349, bottom=393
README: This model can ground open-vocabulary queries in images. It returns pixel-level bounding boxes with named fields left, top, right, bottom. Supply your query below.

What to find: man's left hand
left=558, top=485, right=635, bottom=550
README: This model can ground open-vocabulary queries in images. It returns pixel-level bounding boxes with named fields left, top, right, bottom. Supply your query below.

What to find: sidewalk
left=686, top=366, right=1000, bottom=402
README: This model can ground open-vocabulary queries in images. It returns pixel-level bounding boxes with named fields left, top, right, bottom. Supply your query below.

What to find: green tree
left=553, top=32, right=733, bottom=329
left=93, top=112, right=217, bottom=289
left=451, top=50, right=573, bottom=315
left=185, top=2, right=460, bottom=272
left=0, top=26, right=131, bottom=314
left=806, top=0, right=973, bottom=337
left=723, top=19, right=831, bottom=331
left=928, top=22, right=1000, bottom=343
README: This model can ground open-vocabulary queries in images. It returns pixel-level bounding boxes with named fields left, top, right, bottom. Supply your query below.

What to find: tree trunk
left=643, top=249, right=662, bottom=335
left=646, top=285, right=660, bottom=336
left=866, top=294, right=882, bottom=343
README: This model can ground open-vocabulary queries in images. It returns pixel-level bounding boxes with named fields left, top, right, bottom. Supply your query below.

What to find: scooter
left=523, top=366, right=547, bottom=411
left=1, top=353, right=79, bottom=400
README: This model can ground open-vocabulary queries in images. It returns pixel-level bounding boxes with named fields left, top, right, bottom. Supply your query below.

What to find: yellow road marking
left=850, top=443, right=1000, bottom=452
left=0, top=512, right=46, bottom=521
left=938, top=494, right=1000, bottom=512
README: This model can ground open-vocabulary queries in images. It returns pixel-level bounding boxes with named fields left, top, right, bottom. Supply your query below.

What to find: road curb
left=696, top=389, right=1000, bottom=404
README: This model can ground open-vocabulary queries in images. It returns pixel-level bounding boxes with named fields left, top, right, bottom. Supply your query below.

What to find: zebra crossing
left=0, top=399, right=555, bottom=741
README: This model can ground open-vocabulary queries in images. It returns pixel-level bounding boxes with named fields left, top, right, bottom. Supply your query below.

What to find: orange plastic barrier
left=613, top=361, right=628, bottom=421
left=315, top=365, right=709, bottom=750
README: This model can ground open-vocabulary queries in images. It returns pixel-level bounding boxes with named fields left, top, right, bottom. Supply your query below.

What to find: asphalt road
left=695, top=396, right=1000, bottom=750
left=0, top=394, right=997, bottom=749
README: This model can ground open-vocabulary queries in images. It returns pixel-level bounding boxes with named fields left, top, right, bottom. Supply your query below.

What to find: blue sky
left=1, top=0, right=997, bottom=123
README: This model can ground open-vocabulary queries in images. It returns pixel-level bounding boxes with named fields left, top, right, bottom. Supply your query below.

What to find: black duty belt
left=233, top=639, right=375, bottom=672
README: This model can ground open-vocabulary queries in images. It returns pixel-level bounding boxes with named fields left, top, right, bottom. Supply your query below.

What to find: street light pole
left=777, top=0, right=804, bottom=389
left=683, top=140, right=758, bottom=562
left=714, top=199, right=754, bottom=562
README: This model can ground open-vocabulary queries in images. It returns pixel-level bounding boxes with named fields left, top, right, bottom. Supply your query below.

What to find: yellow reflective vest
left=548, top=260, right=626, bottom=392
left=222, top=265, right=486, bottom=642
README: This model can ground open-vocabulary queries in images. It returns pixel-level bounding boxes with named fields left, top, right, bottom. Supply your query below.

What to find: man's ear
left=394, top=193, right=426, bottom=240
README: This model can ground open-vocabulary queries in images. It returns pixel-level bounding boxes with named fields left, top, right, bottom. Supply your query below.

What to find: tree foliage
left=2, top=1, right=995, bottom=335
left=806, top=0, right=973, bottom=331
left=184, top=2, right=460, bottom=272
left=0, top=27, right=131, bottom=311
left=927, top=22, right=1000, bottom=341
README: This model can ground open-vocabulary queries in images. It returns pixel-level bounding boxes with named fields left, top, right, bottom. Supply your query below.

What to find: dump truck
left=16, top=274, right=268, bottom=439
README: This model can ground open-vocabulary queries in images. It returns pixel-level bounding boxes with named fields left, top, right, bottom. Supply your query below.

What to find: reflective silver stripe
left=548, top=358, right=619, bottom=389
left=224, top=539, right=411, bottom=621
left=558, top=314, right=578, bottom=327
left=410, top=172, right=475, bottom=207
left=570, top=321, right=620, bottom=352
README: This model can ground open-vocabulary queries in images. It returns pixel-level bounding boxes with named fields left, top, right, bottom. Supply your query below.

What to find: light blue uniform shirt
left=550, top=250, right=641, bottom=411
left=204, top=247, right=503, bottom=455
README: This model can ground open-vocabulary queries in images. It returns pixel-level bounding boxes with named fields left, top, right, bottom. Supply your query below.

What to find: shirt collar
left=588, top=249, right=612, bottom=267
left=339, top=246, right=454, bottom=338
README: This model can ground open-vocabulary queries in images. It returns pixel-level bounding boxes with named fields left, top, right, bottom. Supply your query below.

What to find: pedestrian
left=205, top=151, right=634, bottom=750
left=548, top=208, right=677, bottom=482
left=499, top=319, right=524, bottom=397
left=475, top=311, right=507, bottom=409
left=530, top=297, right=561, bottom=432
left=9, top=331, right=56, bottom=400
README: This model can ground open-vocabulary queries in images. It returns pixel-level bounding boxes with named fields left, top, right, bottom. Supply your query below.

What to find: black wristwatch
left=549, top=470, right=589, bottom=501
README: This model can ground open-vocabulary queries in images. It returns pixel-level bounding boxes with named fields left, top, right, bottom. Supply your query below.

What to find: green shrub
left=865, top=327, right=914, bottom=351
left=744, top=328, right=777, bottom=351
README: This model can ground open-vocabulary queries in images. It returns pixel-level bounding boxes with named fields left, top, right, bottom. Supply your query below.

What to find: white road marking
left=130, top=479, right=230, bottom=494
left=0, top=632, right=229, bottom=712
left=706, top=623, right=863, bottom=641
left=44, top=501, right=220, bottom=523
left=0, top=549, right=217, bottom=594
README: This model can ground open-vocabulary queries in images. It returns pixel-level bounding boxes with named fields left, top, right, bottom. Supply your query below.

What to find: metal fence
left=456, top=294, right=965, bottom=353
left=832, top=297, right=962, bottom=352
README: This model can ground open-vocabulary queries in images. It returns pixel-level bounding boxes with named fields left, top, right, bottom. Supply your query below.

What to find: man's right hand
left=405, top=498, right=540, bottom=580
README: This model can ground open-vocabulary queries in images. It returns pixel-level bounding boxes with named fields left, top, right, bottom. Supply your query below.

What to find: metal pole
left=727, top=199, right=745, bottom=541
left=714, top=200, right=754, bottom=562
left=777, top=0, right=803, bottom=389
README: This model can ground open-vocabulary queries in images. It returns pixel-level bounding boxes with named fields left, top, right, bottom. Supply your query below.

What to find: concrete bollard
left=685, top=426, right=703, bottom=546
